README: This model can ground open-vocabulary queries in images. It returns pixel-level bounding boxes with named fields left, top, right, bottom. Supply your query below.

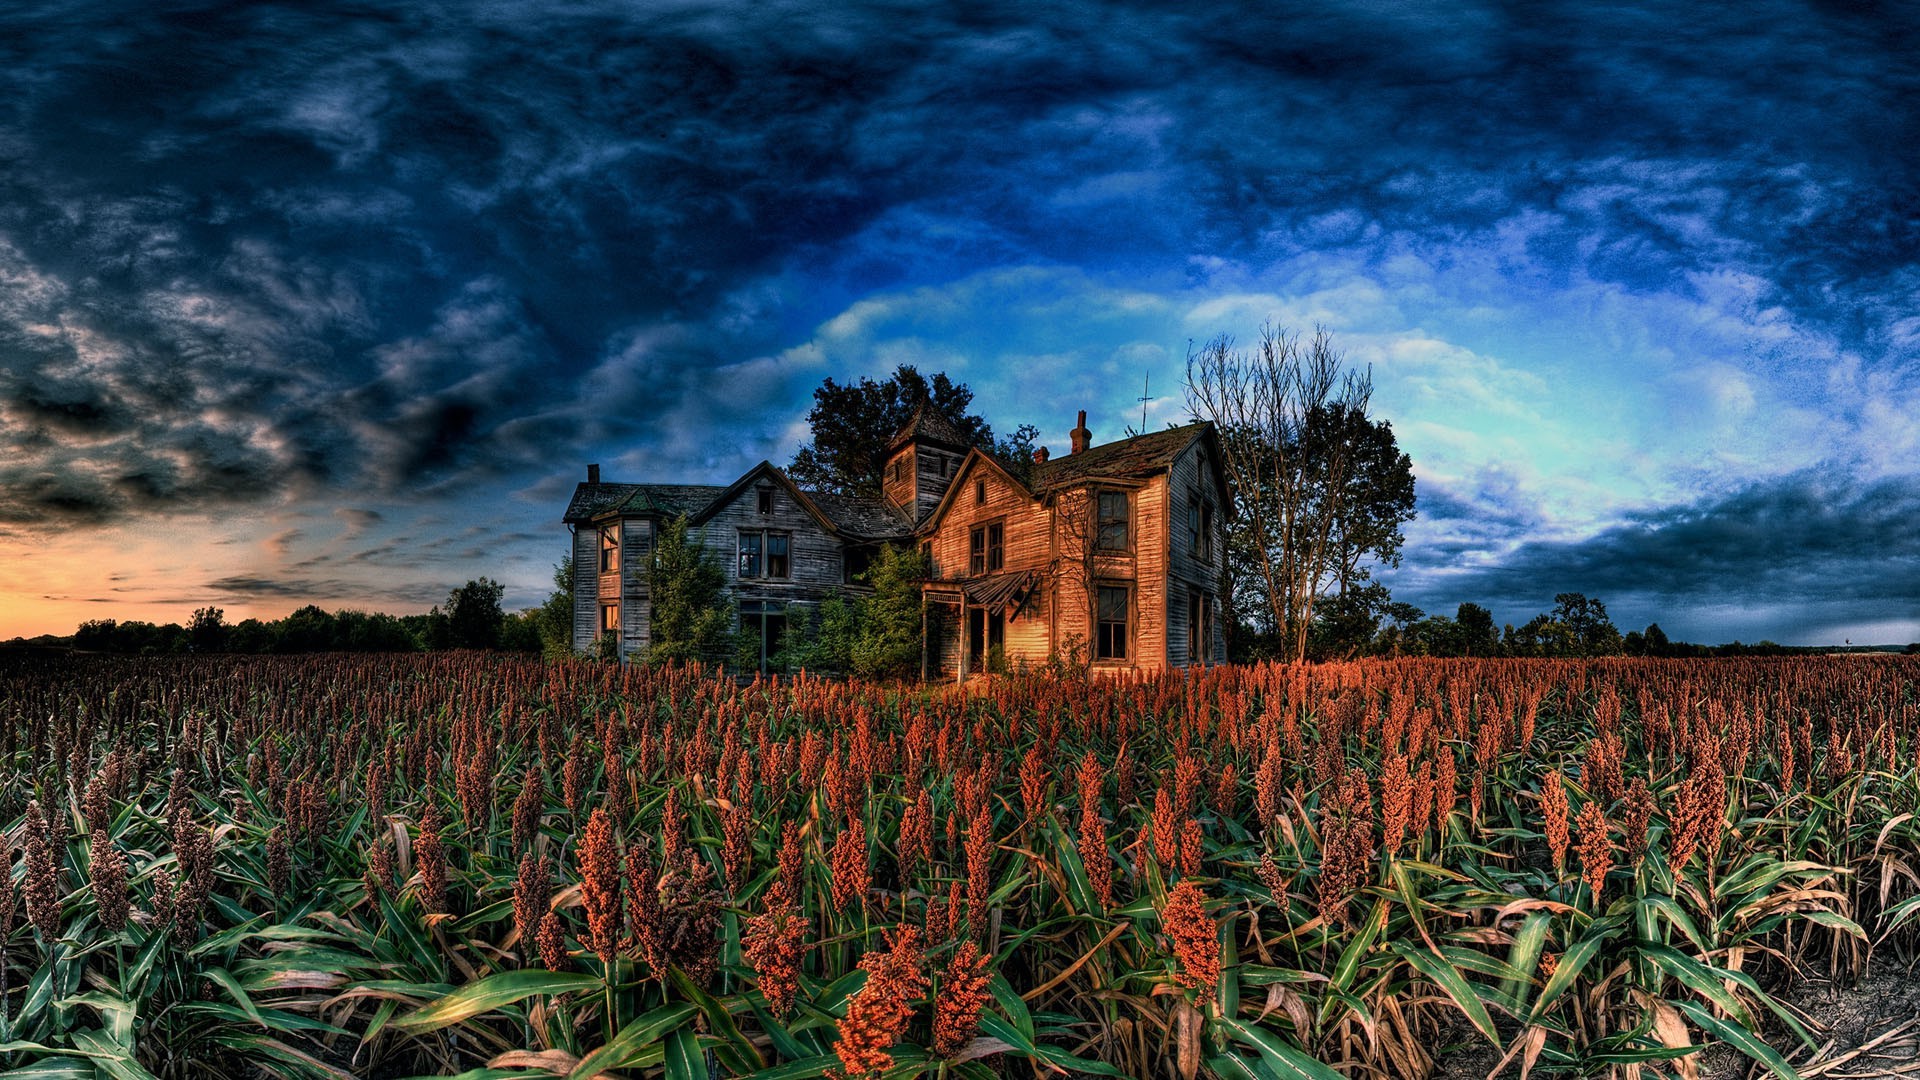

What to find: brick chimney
left=588, top=463, right=601, bottom=483
left=1069, top=410, right=1092, bottom=454
left=1031, top=446, right=1050, bottom=464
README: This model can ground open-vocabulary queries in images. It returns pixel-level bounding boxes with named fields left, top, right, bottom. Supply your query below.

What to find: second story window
left=757, top=488, right=773, bottom=514
left=599, top=524, right=619, bottom=573
left=975, top=479, right=987, bottom=505
left=1188, top=492, right=1215, bottom=561
left=1096, top=490, right=1129, bottom=551
left=740, top=530, right=790, bottom=579
left=969, top=522, right=1003, bottom=575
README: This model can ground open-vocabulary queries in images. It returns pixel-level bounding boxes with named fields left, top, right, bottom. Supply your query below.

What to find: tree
left=1308, top=581, right=1392, bottom=659
left=1552, top=593, right=1622, bottom=657
left=187, top=606, right=228, bottom=654
left=443, top=578, right=507, bottom=650
left=531, top=557, right=576, bottom=658
left=1185, top=323, right=1416, bottom=662
left=1455, top=603, right=1501, bottom=656
left=850, top=544, right=928, bottom=680
left=994, top=423, right=1042, bottom=487
left=1313, top=403, right=1417, bottom=598
left=788, top=365, right=993, bottom=498
left=646, top=514, right=732, bottom=666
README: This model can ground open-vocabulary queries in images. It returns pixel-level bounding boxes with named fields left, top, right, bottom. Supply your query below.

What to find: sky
left=1, top=0, right=1916, bottom=645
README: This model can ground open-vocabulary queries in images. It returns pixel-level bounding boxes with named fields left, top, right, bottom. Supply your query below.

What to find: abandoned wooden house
left=562, top=405, right=1227, bottom=678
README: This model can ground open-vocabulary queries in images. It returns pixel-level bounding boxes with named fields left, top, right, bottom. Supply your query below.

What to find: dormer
left=882, top=402, right=972, bottom=522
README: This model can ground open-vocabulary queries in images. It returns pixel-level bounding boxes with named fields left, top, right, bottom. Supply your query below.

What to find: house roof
left=807, top=490, right=914, bottom=539
left=564, top=467, right=908, bottom=541
left=562, top=483, right=728, bottom=523
left=887, top=402, right=975, bottom=452
left=961, top=568, right=1041, bottom=616
left=1032, top=422, right=1211, bottom=490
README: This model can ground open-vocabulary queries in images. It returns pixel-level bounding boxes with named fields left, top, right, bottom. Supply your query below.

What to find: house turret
left=882, top=402, right=971, bottom=522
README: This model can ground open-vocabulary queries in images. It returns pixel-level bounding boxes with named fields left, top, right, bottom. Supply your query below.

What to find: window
left=1188, top=590, right=1213, bottom=664
left=739, top=530, right=790, bottom=579
left=740, top=601, right=788, bottom=674
left=599, top=524, right=619, bottom=573
left=1096, top=585, right=1129, bottom=661
left=975, top=480, right=987, bottom=505
left=844, top=545, right=874, bottom=584
left=767, top=532, right=789, bottom=578
left=1096, top=490, right=1129, bottom=551
left=738, top=531, right=761, bottom=578
left=757, top=488, right=773, bottom=514
left=600, top=602, right=620, bottom=634
left=1188, top=492, right=1214, bottom=561
left=921, top=540, right=936, bottom=579
left=969, top=522, right=1003, bottom=575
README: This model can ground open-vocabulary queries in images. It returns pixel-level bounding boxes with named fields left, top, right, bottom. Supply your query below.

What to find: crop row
left=0, top=653, right=1916, bottom=1079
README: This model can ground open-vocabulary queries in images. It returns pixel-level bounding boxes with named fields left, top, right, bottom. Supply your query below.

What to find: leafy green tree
left=1455, top=603, right=1502, bottom=656
left=443, top=578, right=507, bottom=650
left=646, top=515, right=732, bottom=665
left=1186, top=325, right=1416, bottom=662
left=1313, top=403, right=1417, bottom=598
left=788, top=365, right=993, bottom=498
left=995, top=423, right=1042, bottom=487
left=1641, top=622, right=1672, bottom=658
left=778, top=593, right=859, bottom=674
left=187, top=606, right=228, bottom=654
left=275, top=605, right=341, bottom=653
left=1553, top=592, right=1622, bottom=657
left=1308, top=581, right=1391, bottom=659
left=851, top=544, right=928, bottom=680
left=532, top=557, right=576, bottom=658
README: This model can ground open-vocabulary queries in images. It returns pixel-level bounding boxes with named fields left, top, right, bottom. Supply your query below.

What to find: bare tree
left=1185, top=324, right=1374, bottom=662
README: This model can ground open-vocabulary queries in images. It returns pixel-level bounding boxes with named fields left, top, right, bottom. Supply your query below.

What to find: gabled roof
left=689, top=461, right=843, bottom=533
left=808, top=490, right=914, bottom=540
left=915, top=444, right=1036, bottom=535
left=887, top=401, right=975, bottom=452
left=1032, top=422, right=1213, bottom=490
left=564, top=462, right=909, bottom=542
left=563, top=483, right=726, bottom=523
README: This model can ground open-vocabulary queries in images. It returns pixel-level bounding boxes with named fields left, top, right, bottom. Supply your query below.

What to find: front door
left=966, top=607, right=1005, bottom=674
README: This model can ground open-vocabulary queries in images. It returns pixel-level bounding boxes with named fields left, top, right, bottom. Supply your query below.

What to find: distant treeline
left=1295, top=590, right=1919, bottom=660
left=12, top=575, right=574, bottom=658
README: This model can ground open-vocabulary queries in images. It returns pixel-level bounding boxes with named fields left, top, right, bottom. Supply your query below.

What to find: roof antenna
left=1137, top=371, right=1152, bottom=435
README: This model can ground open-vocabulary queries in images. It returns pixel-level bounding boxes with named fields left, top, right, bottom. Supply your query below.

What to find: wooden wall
left=571, top=524, right=599, bottom=653
left=695, top=479, right=847, bottom=614
left=617, top=518, right=654, bottom=660
left=1163, top=440, right=1226, bottom=665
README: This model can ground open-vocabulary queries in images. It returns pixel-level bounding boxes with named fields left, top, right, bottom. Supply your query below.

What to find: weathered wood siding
left=571, top=524, right=599, bottom=653
left=884, top=443, right=963, bottom=522
left=696, top=480, right=847, bottom=612
left=924, top=456, right=1055, bottom=675
left=1164, top=440, right=1226, bottom=665
left=1047, top=477, right=1165, bottom=671
left=618, top=518, right=653, bottom=660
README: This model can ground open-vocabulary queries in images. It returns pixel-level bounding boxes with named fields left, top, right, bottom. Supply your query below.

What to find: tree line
left=48, top=575, right=575, bottom=657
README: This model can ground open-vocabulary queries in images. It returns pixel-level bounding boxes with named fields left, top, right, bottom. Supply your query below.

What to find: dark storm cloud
left=1399, top=470, right=1920, bottom=641
left=0, top=0, right=1912, bottom=532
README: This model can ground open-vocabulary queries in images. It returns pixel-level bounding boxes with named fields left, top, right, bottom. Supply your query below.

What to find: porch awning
left=961, top=569, right=1040, bottom=617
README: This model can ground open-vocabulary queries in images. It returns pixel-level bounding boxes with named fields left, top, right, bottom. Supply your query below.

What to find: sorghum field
left=1, top=654, right=1917, bottom=1080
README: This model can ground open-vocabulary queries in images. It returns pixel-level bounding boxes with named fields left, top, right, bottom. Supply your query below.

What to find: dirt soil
left=1428, top=966, right=1920, bottom=1079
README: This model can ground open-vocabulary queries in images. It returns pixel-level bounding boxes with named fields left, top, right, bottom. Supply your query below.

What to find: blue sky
left=1, top=0, right=1916, bottom=643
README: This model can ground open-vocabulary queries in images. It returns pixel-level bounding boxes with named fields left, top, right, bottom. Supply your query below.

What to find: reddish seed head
left=1161, top=880, right=1219, bottom=993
